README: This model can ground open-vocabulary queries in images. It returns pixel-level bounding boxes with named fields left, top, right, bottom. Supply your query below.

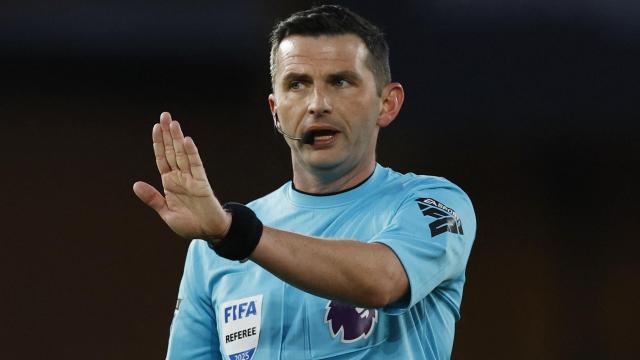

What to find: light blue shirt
left=167, top=164, right=476, bottom=359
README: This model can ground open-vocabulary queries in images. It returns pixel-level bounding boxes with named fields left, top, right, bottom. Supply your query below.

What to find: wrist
left=201, top=209, right=232, bottom=245
left=206, top=203, right=263, bottom=261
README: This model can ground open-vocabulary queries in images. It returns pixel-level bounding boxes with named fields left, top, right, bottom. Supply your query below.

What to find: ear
left=268, top=94, right=277, bottom=125
left=377, top=82, right=405, bottom=128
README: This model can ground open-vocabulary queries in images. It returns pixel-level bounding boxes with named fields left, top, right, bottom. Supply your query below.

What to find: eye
left=288, top=81, right=304, bottom=90
left=334, top=79, right=350, bottom=88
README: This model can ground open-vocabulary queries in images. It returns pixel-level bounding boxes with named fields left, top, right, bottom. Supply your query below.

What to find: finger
left=184, top=136, right=208, bottom=181
left=170, top=121, right=190, bottom=174
left=160, top=112, right=178, bottom=170
left=133, top=181, right=169, bottom=216
left=152, top=123, right=171, bottom=174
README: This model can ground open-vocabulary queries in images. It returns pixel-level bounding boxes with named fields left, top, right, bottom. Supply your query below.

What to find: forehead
left=274, top=34, right=370, bottom=78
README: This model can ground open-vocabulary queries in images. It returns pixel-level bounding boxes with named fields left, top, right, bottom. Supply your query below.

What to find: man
left=133, top=5, right=476, bottom=360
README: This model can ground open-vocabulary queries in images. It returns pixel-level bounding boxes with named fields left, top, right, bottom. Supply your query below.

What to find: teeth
left=315, top=135, right=333, bottom=141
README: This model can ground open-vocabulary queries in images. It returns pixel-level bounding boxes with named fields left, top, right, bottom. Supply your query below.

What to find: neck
left=291, top=158, right=376, bottom=194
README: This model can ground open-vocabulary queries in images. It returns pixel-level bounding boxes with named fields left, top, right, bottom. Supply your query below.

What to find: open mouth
left=308, top=129, right=339, bottom=142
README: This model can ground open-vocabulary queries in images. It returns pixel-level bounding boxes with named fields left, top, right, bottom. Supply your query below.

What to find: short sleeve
left=166, top=240, right=222, bottom=360
left=371, top=184, right=476, bottom=315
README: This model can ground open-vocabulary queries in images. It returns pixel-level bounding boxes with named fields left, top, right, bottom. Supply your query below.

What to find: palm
left=134, top=112, right=230, bottom=240
left=161, top=170, right=215, bottom=235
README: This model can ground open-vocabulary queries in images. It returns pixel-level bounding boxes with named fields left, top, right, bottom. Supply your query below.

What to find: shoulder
left=377, top=166, right=475, bottom=228
left=379, top=166, right=471, bottom=204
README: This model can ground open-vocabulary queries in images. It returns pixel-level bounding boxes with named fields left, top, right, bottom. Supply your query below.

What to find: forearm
left=249, top=226, right=408, bottom=308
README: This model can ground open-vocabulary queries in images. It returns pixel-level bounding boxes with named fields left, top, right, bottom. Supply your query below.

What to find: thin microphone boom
left=274, top=114, right=315, bottom=145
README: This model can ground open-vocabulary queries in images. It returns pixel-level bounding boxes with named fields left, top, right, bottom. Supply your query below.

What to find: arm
left=134, top=112, right=408, bottom=308
left=252, top=227, right=407, bottom=308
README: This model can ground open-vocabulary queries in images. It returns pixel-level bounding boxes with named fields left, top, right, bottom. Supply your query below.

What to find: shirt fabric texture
left=166, top=164, right=476, bottom=360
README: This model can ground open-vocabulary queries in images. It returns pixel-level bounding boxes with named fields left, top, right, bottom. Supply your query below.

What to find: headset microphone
left=273, top=113, right=315, bottom=145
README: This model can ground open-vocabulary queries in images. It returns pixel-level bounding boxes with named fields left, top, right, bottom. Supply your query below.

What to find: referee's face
left=268, top=34, right=401, bottom=177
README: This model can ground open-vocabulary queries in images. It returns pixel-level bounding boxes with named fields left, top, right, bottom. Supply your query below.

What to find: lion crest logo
left=324, top=300, right=378, bottom=343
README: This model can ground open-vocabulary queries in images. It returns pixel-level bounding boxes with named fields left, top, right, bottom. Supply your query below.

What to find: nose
left=307, top=86, right=332, bottom=115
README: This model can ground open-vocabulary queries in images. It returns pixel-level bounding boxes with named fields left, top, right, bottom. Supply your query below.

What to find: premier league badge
left=220, top=295, right=263, bottom=360
left=324, top=300, right=378, bottom=343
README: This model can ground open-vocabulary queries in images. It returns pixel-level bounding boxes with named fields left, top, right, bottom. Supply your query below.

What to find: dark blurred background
left=1, top=0, right=638, bottom=358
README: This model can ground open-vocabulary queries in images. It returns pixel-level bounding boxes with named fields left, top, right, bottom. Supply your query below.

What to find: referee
left=134, top=5, right=476, bottom=359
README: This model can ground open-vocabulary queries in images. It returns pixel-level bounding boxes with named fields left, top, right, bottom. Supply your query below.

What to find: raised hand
left=133, top=112, right=231, bottom=241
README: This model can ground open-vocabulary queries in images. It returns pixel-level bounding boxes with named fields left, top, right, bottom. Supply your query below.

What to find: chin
left=302, top=151, right=347, bottom=171
left=306, top=158, right=343, bottom=171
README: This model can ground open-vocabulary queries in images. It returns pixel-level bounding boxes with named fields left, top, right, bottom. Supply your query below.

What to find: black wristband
left=207, top=202, right=263, bottom=261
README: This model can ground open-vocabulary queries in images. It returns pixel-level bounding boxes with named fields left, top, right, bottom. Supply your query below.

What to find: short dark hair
left=269, top=5, right=391, bottom=94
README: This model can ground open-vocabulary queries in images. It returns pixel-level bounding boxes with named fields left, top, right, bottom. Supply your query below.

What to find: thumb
left=133, top=181, right=168, bottom=215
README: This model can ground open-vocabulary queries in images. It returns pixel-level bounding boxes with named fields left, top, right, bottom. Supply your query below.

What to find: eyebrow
left=281, top=70, right=362, bottom=85
left=281, top=72, right=313, bottom=85
left=327, top=70, right=361, bottom=84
